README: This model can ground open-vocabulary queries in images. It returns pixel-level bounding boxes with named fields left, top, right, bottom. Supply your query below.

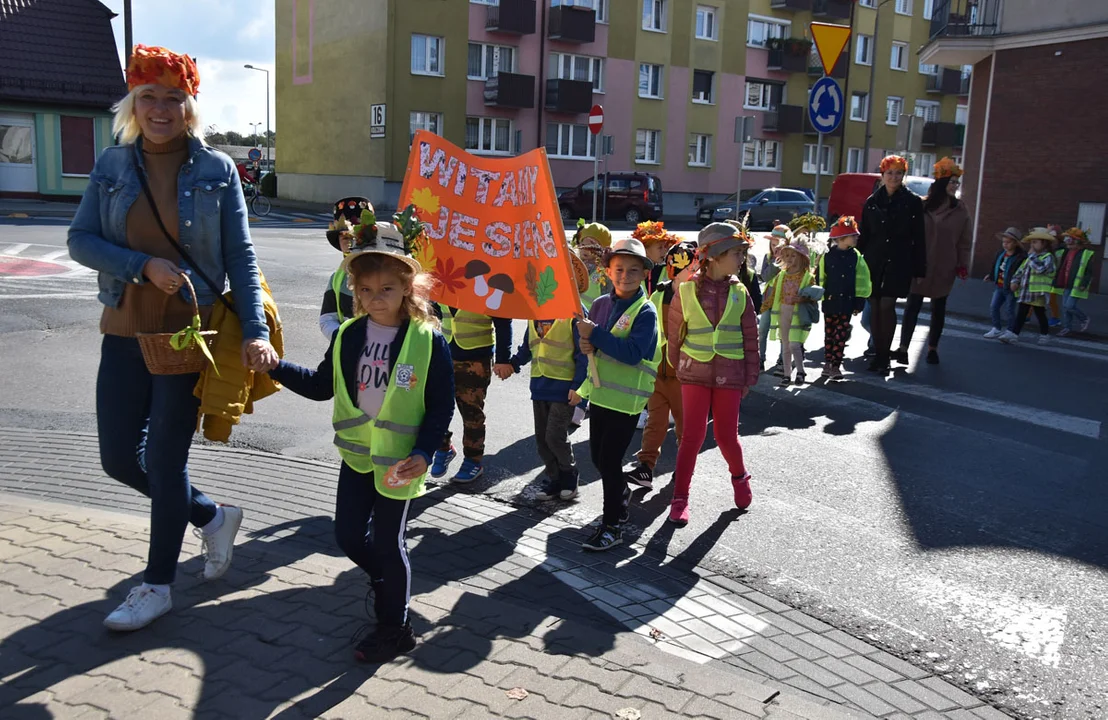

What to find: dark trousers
left=823, top=314, right=853, bottom=367
left=869, top=296, right=899, bottom=356
left=588, top=405, right=638, bottom=527
left=533, top=400, right=577, bottom=485
left=900, top=293, right=948, bottom=350
left=334, top=462, right=412, bottom=627
left=96, top=335, right=218, bottom=585
left=1012, top=303, right=1049, bottom=336
left=440, top=358, right=492, bottom=461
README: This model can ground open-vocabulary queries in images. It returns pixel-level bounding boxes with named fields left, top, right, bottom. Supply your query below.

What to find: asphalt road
left=2, top=217, right=1106, bottom=720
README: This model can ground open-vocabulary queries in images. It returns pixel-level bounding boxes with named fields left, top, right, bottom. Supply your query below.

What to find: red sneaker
left=668, top=497, right=689, bottom=527
left=731, top=473, right=752, bottom=510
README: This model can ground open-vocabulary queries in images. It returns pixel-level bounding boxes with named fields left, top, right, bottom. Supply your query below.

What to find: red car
left=828, top=172, right=934, bottom=223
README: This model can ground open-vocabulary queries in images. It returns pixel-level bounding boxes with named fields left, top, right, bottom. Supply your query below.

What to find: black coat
left=858, top=185, right=927, bottom=298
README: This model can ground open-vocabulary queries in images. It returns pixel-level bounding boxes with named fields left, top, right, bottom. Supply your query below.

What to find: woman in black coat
left=857, top=155, right=927, bottom=372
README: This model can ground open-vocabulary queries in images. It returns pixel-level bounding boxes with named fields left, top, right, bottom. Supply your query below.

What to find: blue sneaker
left=430, top=447, right=456, bottom=479
left=1048, top=318, right=1062, bottom=328
left=451, top=458, right=484, bottom=484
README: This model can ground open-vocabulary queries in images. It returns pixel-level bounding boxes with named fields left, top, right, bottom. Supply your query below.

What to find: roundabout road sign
left=808, top=76, right=844, bottom=135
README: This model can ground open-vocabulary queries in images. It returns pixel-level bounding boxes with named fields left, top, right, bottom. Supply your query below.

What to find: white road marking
left=276, top=302, right=321, bottom=311
left=39, top=249, right=70, bottom=261
left=1, top=243, right=30, bottom=256
left=916, top=312, right=1108, bottom=354
left=0, top=293, right=99, bottom=300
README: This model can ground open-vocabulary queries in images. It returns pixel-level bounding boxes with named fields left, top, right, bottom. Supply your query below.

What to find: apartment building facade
left=276, top=0, right=968, bottom=218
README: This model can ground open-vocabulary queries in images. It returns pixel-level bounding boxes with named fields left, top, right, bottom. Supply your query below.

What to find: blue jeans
left=758, top=311, right=782, bottom=365
left=96, top=335, right=217, bottom=585
left=990, top=287, right=1017, bottom=330
left=1062, top=290, right=1088, bottom=330
left=860, top=300, right=875, bottom=350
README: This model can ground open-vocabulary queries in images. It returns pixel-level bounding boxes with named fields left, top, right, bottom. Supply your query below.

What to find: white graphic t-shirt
left=357, top=319, right=400, bottom=419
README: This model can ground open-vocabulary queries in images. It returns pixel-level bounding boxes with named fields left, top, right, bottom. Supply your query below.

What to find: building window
left=470, top=0, right=497, bottom=4
left=695, top=5, right=717, bottom=40
left=466, top=117, right=514, bottom=155
left=914, top=100, right=940, bottom=123
left=891, top=42, right=908, bottom=71
left=742, top=139, right=780, bottom=170
left=855, top=34, right=872, bottom=66
left=919, top=61, right=938, bottom=76
left=550, top=52, right=605, bottom=92
left=468, top=43, right=515, bottom=80
left=411, top=34, right=444, bottom=76
left=688, top=134, right=711, bottom=167
left=745, top=81, right=780, bottom=111
left=747, top=18, right=789, bottom=48
left=553, top=0, right=609, bottom=23
left=803, top=144, right=833, bottom=175
left=546, top=122, right=595, bottom=159
left=858, top=0, right=876, bottom=6
left=635, top=129, right=661, bottom=164
left=409, top=112, right=443, bottom=145
left=643, top=0, right=667, bottom=32
left=692, top=70, right=714, bottom=103
left=886, top=96, right=903, bottom=125
left=60, top=116, right=95, bottom=175
left=850, top=92, right=869, bottom=121
left=922, top=0, right=933, bottom=19
left=846, top=147, right=865, bottom=173
left=639, top=63, right=664, bottom=99
left=955, top=104, right=969, bottom=125
left=896, top=0, right=912, bottom=15
left=911, top=152, right=936, bottom=174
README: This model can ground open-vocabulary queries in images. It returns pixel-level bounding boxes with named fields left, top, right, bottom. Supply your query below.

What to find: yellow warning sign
left=810, top=22, right=852, bottom=77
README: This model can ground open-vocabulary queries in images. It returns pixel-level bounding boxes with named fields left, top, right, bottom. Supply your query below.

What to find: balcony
left=921, top=0, right=1001, bottom=66
left=484, top=72, right=536, bottom=109
left=764, top=104, right=805, bottom=134
left=770, top=0, right=812, bottom=11
left=808, top=51, right=849, bottom=79
left=812, top=0, right=852, bottom=20
left=925, top=68, right=963, bottom=94
left=767, top=48, right=809, bottom=74
left=486, top=0, right=536, bottom=35
left=548, top=4, right=595, bottom=44
left=545, top=77, right=593, bottom=114
left=921, top=121, right=963, bottom=147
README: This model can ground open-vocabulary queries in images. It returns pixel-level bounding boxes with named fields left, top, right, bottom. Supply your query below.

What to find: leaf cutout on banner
left=434, top=257, right=466, bottom=295
left=525, top=263, right=539, bottom=303
left=411, top=187, right=440, bottom=218
left=535, top=266, right=558, bottom=306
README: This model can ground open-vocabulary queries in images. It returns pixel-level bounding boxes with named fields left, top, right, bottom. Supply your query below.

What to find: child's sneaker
left=430, top=446, right=456, bottom=478
left=1048, top=317, right=1062, bottom=328
left=559, top=469, right=579, bottom=501
left=581, top=525, right=622, bottom=551
left=828, top=364, right=844, bottom=381
left=624, top=462, right=654, bottom=490
left=819, top=363, right=832, bottom=381
left=451, top=458, right=484, bottom=484
left=668, top=497, right=689, bottom=527
left=1079, top=318, right=1090, bottom=333
left=731, top=472, right=752, bottom=510
left=998, top=330, right=1019, bottom=344
left=535, top=477, right=559, bottom=501
left=103, top=585, right=172, bottom=631
left=354, top=623, right=416, bottom=663
left=1058, top=327, right=1071, bottom=337
left=795, top=371, right=807, bottom=385
left=983, top=327, right=1003, bottom=339
left=1037, top=335, right=1051, bottom=346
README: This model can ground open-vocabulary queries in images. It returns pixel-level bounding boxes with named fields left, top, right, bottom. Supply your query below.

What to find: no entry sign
left=588, top=105, right=604, bottom=135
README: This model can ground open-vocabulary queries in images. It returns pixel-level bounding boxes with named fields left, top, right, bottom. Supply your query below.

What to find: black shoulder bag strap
left=133, top=155, right=237, bottom=315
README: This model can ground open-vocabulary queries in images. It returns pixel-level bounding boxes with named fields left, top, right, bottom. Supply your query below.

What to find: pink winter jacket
left=668, top=274, right=761, bottom=390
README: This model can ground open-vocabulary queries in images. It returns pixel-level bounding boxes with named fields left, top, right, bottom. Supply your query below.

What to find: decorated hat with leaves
left=788, top=212, right=827, bottom=235
left=933, top=157, right=963, bottom=180
left=327, top=197, right=374, bottom=251
left=1063, top=226, right=1091, bottom=245
left=631, top=220, right=677, bottom=248
left=340, top=210, right=423, bottom=275
left=829, top=215, right=860, bottom=240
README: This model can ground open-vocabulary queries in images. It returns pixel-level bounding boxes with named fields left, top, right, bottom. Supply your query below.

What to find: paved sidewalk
left=0, top=428, right=1012, bottom=719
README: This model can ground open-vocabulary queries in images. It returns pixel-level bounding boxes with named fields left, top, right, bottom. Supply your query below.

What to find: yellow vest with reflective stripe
left=581, top=275, right=604, bottom=311
left=1052, top=248, right=1095, bottom=299
left=768, top=270, right=815, bottom=344
left=577, top=295, right=661, bottom=415
left=818, top=248, right=872, bottom=300
left=438, top=304, right=494, bottom=349
left=1018, top=254, right=1055, bottom=296
left=331, top=319, right=431, bottom=500
left=528, top=319, right=575, bottom=381
left=649, top=290, right=667, bottom=354
left=678, top=280, right=747, bottom=362
left=331, top=269, right=349, bottom=323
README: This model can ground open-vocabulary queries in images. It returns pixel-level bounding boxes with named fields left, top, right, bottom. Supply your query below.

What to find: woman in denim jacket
left=67, top=45, right=278, bottom=632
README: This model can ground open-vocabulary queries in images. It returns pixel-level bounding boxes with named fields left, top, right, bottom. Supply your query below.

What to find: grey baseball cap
left=697, top=222, right=749, bottom=259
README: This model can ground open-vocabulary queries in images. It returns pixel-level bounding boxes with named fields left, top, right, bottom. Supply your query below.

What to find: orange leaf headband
left=933, top=157, right=963, bottom=180
left=126, top=44, right=201, bottom=97
left=880, top=155, right=908, bottom=173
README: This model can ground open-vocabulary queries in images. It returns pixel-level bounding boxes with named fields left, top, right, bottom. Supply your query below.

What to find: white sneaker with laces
left=103, top=586, right=172, bottom=631
left=1037, top=335, right=1051, bottom=346
left=195, top=505, right=243, bottom=580
left=998, top=330, right=1019, bottom=344
left=983, top=327, right=1003, bottom=339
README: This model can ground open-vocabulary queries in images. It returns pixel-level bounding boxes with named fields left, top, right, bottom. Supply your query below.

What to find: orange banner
left=399, top=130, right=581, bottom=320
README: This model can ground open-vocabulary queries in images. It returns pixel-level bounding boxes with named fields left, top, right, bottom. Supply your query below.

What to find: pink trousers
left=673, top=384, right=747, bottom=499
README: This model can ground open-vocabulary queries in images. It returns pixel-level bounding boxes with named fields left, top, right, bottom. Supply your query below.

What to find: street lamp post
left=248, top=122, right=262, bottom=147
left=243, top=64, right=270, bottom=172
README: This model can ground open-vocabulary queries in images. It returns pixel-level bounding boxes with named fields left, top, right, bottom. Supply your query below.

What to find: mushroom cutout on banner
left=485, top=274, right=514, bottom=311
left=466, top=260, right=492, bottom=297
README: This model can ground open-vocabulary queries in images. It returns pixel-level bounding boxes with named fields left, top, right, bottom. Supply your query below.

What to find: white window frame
left=858, top=0, right=876, bottom=6
left=914, top=100, right=940, bottom=123
left=411, top=34, right=444, bottom=76
left=955, top=104, right=969, bottom=126
left=643, top=0, right=667, bottom=32
left=409, top=111, right=443, bottom=146
left=912, top=152, right=936, bottom=175
left=742, top=139, right=780, bottom=171
left=803, top=144, right=833, bottom=175
left=695, top=5, right=718, bottom=41
left=923, top=0, right=934, bottom=20
left=890, top=42, right=908, bottom=71
left=850, top=92, right=869, bottom=121
left=747, top=16, right=790, bottom=48
left=886, top=96, right=904, bottom=126
left=554, top=0, right=609, bottom=23
left=635, top=129, right=661, bottom=164
left=688, top=134, right=711, bottom=167
left=546, top=122, right=596, bottom=160
left=692, top=69, right=714, bottom=104
left=466, top=116, right=514, bottom=156
left=855, top=34, right=872, bottom=66
left=550, top=52, right=605, bottom=93
left=846, top=147, right=865, bottom=173
left=895, top=0, right=912, bottom=16
left=470, top=0, right=498, bottom=5
left=744, top=81, right=778, bottom=111
left=639, top=63, right=664, bottom=99
left=918, top=61, right=939, bottom=76
left=467, top=43, right=516, bottom=81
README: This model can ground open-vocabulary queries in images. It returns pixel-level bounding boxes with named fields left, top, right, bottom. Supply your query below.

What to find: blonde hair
left=111, top=84, right=204, bottom=145
left=348, top=253, right=440, bottom=328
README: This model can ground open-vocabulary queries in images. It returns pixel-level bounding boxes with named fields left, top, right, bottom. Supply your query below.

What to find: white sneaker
left=1037, top=335, right=1051, bottom=346
left=998, top=330, right=1019, bottom=344
left=636, top=410, right=648, bottom=430
left=983, top=327, right=1003, bottom=339
left=194, top=505, right=243, bottom=580
left=103, top=586, right=172, bottom=631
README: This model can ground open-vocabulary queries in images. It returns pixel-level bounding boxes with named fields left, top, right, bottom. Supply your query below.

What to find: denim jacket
left=67, top=136, right=269, bottom=342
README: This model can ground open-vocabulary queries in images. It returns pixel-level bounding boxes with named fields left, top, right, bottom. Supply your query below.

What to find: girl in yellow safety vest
left=668, top=222, right=760, bottom=527
left=1053, top=227, right=1097, bottom=336
left=761, top=241, right=817, bottom=385
left=264, top=220, right=454, bottom=664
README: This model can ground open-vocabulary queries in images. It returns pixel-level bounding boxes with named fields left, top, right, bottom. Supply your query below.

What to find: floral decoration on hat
left=1063, top=226, right=1090, bottom=245
left=126, top=45, right=201, bottom=96
left=788, top=212, right=827, bottom=235
left=879, top=155, right=908, bottom=173
left=933, top=157, right=963, bottom=179
left=632, top=220, right=677, bottom=248
left=829, top=215, right=860, bottom=240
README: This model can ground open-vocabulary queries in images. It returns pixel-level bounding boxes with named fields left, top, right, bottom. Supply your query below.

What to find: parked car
left=558, top=172, right=663, bottom=224
left=697, top=188, right=815, bottom=229
left=827, top=173, right=934, bottom=224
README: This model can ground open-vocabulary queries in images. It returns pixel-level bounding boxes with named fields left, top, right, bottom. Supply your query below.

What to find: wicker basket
left=136, top=274, right=219, bottom=375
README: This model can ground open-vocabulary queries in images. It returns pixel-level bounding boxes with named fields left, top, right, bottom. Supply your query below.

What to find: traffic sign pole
left=814, top=131, right=824, bottom=217
left=588, top=105, right=604, bottom=223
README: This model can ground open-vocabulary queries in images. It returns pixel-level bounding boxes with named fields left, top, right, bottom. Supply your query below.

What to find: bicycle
left=243, top=182, right=271, bottom=217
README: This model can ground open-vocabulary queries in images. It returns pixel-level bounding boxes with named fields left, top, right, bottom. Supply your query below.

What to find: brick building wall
left=969, top=37, right=1108, bottom=292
